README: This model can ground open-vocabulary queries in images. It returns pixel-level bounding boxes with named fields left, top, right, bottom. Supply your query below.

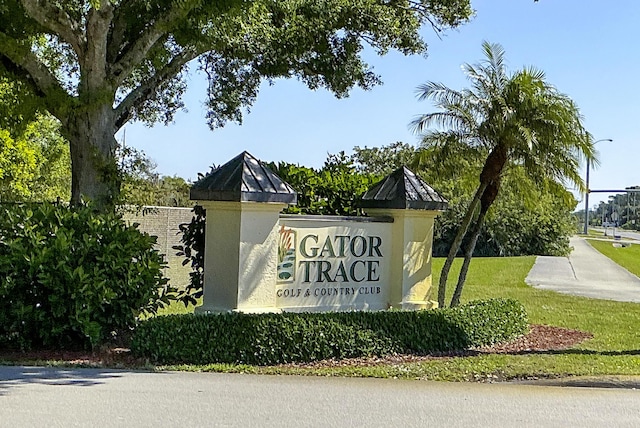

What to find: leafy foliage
left=269, top=152, right=380, bottom=216
left=0, top=129, right=38, bottom=201
left=0, top=78, right=41, bottom=134
left=352, top=141, right=419, bottom=176
left=173, top=204, right=206, bottom=306
left=0, top=113, right=70, bottom=203
left=481, top=183, right=576, bottom=257
left=433, top=173, right=577, bottom=258
left=20, top=114, right=72, bottom=202
left=117, top=144, right=191, bottom=207
left=0, top=203, right=176, bottom=350
left=131, top=298, right=528, bottom=365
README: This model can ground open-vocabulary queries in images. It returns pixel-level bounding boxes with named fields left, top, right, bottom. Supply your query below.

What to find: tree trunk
left=438, top=144, right=509, bottom=307
left=64, top=102, right=119, bottom=209
left=449, top=210, right=486, bottom=307
left=439, top=144, right=508, bottom=308
left=450, top=180, right=500, bottom=307
left=479, top=144, right=508, bottom=184
left=437, top=181, right=487, bottom=307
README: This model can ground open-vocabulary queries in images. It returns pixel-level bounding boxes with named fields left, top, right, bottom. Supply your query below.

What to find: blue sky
left=121, top=0, right=639, bottom=208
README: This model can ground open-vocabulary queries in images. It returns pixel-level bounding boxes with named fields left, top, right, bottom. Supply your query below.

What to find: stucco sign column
left=360, top=167, right=448, bottom=309
left=190, top=152, right=297, bottom=313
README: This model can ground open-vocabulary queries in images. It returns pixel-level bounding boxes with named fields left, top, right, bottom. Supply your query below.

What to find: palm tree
left=411, top=41, right=596, bottom=307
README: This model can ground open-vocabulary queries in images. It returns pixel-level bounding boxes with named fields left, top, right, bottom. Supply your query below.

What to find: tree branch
left=109, top=1, right=200, bottom=85
left=407, top=1, right=444, bottom=33
left=0, top=31, right=73, bottom=120
left=107, top=0, right=138, bottom=64
left=113, top=48, right=199, bottom=130
left=83, top=3, right=114, bottom=87
left=19, top=0, right=85, bottom=57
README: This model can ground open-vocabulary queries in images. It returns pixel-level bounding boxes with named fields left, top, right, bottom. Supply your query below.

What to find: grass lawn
left=587, top=239, right=640, bottom=277
left=155, top=256, right=640, bottom=381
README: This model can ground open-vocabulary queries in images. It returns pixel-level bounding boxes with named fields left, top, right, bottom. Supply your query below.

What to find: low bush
left=0, top=203, right=175, bottom=350
left=131, top=298, right=527, bottom=365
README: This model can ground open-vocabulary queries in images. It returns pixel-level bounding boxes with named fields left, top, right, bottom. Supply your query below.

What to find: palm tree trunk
left=437, top=181, right=488, bottom=307
left=450, top=180, right=500, bottom=307
left=449, top=209, right=487, bottom=307
left=438, top=144, right=508, bottom=307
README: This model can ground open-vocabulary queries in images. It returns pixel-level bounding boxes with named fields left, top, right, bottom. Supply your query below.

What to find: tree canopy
left=117, top=144, right=191, bottom=207
left=0, top=0, right=472, bottom=208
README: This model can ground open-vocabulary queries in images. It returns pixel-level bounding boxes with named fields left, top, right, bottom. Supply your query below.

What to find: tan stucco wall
left=196, top=201, right=286, bottom=313
left=365, top=208, right=438, bottom=309
left=124, top=206, right=195, bottom=289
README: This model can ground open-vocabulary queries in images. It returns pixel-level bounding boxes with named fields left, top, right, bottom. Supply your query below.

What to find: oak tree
left=0, top=0, right=472, bottom=208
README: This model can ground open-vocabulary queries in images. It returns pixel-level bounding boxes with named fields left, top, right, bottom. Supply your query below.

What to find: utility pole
left=583, top=138, right=613, bottom=234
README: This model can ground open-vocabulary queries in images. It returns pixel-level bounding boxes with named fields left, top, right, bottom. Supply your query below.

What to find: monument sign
left=190, top=151, right=447, bottom=313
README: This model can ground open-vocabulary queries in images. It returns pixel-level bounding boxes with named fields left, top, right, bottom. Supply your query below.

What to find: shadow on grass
left=432, top=344, right=640, bottom=359
left=468, top=348, right=640, bottom=357
left=514, top=348, right=640, bottom=357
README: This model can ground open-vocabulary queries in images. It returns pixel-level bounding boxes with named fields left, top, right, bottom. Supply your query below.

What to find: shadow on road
left=0, top=366, right=131, bottom=396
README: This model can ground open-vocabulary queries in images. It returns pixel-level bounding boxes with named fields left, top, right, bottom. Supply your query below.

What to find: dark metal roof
left=360, top=166, right=448, bottom=211
left=190, top=151, right=297, bottom=204
left=280, top=214, right=394, bottom=223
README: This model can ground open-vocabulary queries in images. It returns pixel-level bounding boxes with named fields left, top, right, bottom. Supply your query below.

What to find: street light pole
left=584, top=159, right=591, bottom=234
left=583, top=138, right=613, bottom=234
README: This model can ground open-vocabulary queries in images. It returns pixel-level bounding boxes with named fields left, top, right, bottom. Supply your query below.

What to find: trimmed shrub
left=0, top=203, right=175, bottom=350
left=131, top=298, right=527, bottom=365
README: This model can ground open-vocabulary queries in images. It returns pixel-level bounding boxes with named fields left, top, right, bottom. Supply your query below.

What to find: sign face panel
left=276, top=218, right=392, bottom=310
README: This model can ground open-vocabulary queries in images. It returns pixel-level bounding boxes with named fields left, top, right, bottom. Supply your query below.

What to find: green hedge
left=0, top=203, right=175, bottom=350
left=131, top=298, right=528, bottom=365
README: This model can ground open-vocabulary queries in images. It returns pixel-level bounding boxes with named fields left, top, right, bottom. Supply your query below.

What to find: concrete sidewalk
left=525, top=236, right=640, bottom=302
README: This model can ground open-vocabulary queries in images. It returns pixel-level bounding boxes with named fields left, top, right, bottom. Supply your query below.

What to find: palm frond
left=410, top=110, right=473, bottom=135
left=412, top=40, right=594, bottom=201
left=415, top=81, right=465, bottom=104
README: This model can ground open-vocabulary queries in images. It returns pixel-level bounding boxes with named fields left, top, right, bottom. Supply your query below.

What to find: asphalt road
left=591, top=226, right=640, bottom=240
left=605, top=228, right=640, bottom=241
left=1, top=366, right=640, bottom=427
left=4, top=235, right=640, bottom=427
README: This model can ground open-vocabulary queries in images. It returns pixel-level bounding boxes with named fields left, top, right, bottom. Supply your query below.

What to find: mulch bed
left=475, top=324, right=593, bottom=355
left=0, top=324, right=593, bottom=369
left=277, top=324, right=594, bottom=369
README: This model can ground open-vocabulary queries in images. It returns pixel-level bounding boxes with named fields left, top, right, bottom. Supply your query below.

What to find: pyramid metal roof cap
left=360, top=166, right=448, bottom=211
left=190, top=151, right=297, bottom=204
